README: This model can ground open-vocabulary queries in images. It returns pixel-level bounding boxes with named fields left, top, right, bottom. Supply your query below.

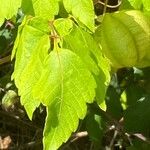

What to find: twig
left=71, top=131, right=88, bottom=142
left=90, top=142, right=94, bottom=150
left=0, top=42, right=13, bottom=58
left=102, top=0, right=109, bottom=18
left=19, top=140, right=42, bottom=149
left=0, top=110, right=41, bottom=130
left=132, top=133, right=150, bottom=144
left=0, top=55, right=11, bottom=65
left=109, top=130, right=118, bottom=148
left=61, top=131, right=88, bottom=150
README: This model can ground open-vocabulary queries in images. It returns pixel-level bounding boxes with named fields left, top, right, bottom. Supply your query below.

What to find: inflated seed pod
left=100, top=10, right=150, bottom=68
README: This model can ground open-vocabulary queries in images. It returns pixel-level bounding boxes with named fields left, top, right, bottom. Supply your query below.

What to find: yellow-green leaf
left=33, top=49, right=96, bottom=150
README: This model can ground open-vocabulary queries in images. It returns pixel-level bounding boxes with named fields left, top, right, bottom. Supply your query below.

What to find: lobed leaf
left=12, top=18, right=50, bottom=119
left=63, top=0, right=95, bottom=31
left=63, top=26, right=110, bottom=105
left=33, top=49, right=96, bottom=150
left=0, top=0, right=21, bottom=26
left=32, top=0, right=60, bottom=19
left=54, top=18, right=73, bottom=36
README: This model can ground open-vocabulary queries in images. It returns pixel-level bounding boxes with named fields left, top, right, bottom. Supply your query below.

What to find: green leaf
left=33, top=49, right=96, bottom=150
left=12, top=19, right=50, bottom=119
left=63, top=26, right=110, bottom=104
left=0, top=0, right=21, bottom=26
left=27, top=17, right=51, bottom=34
left=63, top=0, right=95, bottom=31
left=142, top=0, right=150, bottom=11
left=64, top=27, right=99, bottom=74
left=54, top=18, right=73, bottom=36
left=11, top=16, right=29, bottom=60
left=58, top=1, right=68, bottom=18
left=119, top=0, right=133, bottom=10
left=127, top=0, right=143, bottom=10
left=106, top=86, right=123, bottom=119
left=127, top=139, right=150, bottom=150
left=86, top=113, right=104, bottom=142
left=20, top=34, right=50, bottom=119
left=32, top=0, right=59, bottom=19
left=100, top=10, right=150, bottom=68
left=21, top=0, right=35, bottom=15
left=126, top=83, right=145, bottom=106
left=124, top=96, right=150, bottom=134
left=126, top=0, right=150, bottom=12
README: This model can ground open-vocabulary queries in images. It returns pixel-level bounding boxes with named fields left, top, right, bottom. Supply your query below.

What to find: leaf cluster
left=0, top=0, right=150, bottom=150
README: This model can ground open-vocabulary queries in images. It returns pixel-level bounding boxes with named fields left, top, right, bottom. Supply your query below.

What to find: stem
left=0, top=55, right=11, bottom=65
left=109, top=130, right=118, bottom=148
left=103, top=0, right=109, bottom=17
left=0, top=110, right=41, bottom=130
left=95, top=0, right=122, bottom=9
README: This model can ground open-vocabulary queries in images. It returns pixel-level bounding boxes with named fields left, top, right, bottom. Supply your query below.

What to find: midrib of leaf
left=49, top=48, right=88, bottom=145
left=50, top=49, right=64, bottom=146
left=32, top=49, right=96, bottom=149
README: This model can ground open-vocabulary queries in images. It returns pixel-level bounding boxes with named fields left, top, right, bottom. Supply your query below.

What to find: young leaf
left=12, top=20, right=50, bottom=119
left=63, top=0, right=95, bottom=31
left=0, top=0, right=22, bottom=26
left=32, top=0, right=60, bottom=19
left=86, top=113, right=104, bottom=143
left=54, top=18, right=73, bottom=36
left=27, top=17, right=51, bottom=34
left=19, top=34, right=50, bottom=119
left=33, top=49, right=96, bottom=150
